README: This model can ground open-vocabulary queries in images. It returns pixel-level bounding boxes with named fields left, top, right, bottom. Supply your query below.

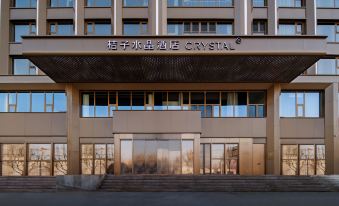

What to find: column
left=267, top=0, right=277, bottom=35
left=37, top=0, right=47, bottom=35
left=234, top=0, right=248, bottom=35
left=0, top=0, right=10, bottom=74
left=325, top=83, right=339, bottom=174
left=66, top=84, right=80, bottom=175
left=75, top=0, right=85, bottom=35
left=148, top=0, right=157, bottom=35
left=306, top=0, right=316, bottom=35
left=266, top=83, right=281, bottom=175
left=113, top=0, right=123, bottom=35
left=158, top=0, right=167, bottom=35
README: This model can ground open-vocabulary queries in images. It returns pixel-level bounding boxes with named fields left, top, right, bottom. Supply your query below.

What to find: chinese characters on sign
left=107, top=38, right=241, bottom=51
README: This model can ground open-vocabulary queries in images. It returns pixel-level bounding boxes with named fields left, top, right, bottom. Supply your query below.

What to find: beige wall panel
left=252, top=144, right=265, bottom=175
left=201, top=118, right=266, bottom=138
left=317, top=9, right=339, bottom=20
left=84, top=8, right=112, bottom=19
left=10, top=8, right=36, bottom=20
left=280, top=118, right=324, bottom=138
left=113, top=111, right=201, bottom=134
left=122, top=8, right=148, bottom=19
left=0, top=113, right=67, bottom=136
left=9, top=43, right=22, bottom=55
left=167, top=8, right=234, bottom=19
left=326, top=43, right=339, bottom=56
left=239, top=138, right=253, bottom=175
left=47, top=8, right=74, bottom=19
left=252, top=8, right=268, bottom=19
left=0, top=137, right=67, bottom=143
left=278, top=8, right=306, bottom=19
left=280, top=138, right=324, bottom=144
left=79, top=118, right=112, bottom=137
left=79, top=137, right=114, bottom=143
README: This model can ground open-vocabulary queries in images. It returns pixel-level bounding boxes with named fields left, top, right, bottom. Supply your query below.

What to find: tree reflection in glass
left=1, top=144, right=25, bottom=176
left=54, top=144, right=67, bottom=175
left=28, top=144, right=51, bottom=176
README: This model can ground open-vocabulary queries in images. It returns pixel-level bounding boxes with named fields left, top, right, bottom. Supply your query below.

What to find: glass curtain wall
left=81, top=91, right=266, bottom=118
left=81, top=144, right=114, bottom=175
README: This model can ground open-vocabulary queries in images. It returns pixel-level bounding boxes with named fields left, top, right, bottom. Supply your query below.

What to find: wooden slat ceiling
left=27, top=55, right=321, bottom=83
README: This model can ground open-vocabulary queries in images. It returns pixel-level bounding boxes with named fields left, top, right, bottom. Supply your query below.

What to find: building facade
left=0, top=0, right=338, bottom=176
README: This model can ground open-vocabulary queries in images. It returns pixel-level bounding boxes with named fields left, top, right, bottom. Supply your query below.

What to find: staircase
left=0, top=176, right=56, bottom=192
left=99, top=175, right=339, bottom=192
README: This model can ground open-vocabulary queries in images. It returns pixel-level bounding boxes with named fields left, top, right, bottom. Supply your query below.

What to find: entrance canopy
left=22, top=36, right=327, bottom=83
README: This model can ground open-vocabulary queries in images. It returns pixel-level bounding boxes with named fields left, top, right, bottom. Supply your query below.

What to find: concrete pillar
left=193, top=134, right=200, bottom=175
left=0, top=0, right=10, bottom=74
left=75, top=0, right=85, bottom=35
left=325, top=83, right=339, bottom=174
left=158, top=0, right=167, bottom=35
left=234, top=0, right=248, bottom=35
left=37, top=0, right=47, bottom=35
left=114, top=0, right=122, bottom=35
left=268, top=0, right=277, bottom=35
left=266, top=83, right=281, bottom=175
left=306, top=0, right=316, bottom=35
left=148, top=0, right=157, bottom=35
left=66, top=84, right=80, bottom=175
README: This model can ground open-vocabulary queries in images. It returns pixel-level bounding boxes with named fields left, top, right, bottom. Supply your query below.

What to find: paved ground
left=0, top=192, right=339, bottom=206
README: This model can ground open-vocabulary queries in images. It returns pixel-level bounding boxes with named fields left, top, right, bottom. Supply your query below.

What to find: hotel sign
left=107, top=37, right=242, bottom=52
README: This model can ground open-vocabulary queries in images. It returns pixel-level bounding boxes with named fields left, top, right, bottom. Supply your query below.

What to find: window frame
left=252, top=0, right=267, bottom=7
left=278, top=0, right=305, bottom=8
left=85, top=20, right=112, bottom=35
left=48, top=21, right=74, bottom=35
left=12, top=58, right=38, bottom=75
left=252, top=19, right=267, bottom=35
left=85, top=0, right=112, bottom=7
left=167, top=0, right=234, bottom=7
left=123, top=0, right=149, bottom=7
left=11, top=21, right=36, bottom=43
left=123, top=20, right=148, bottom=35
left=11, top=0, right=37, bottom=8
left=49, top=0, right=74, bottom=8
left=278, top=21, right=305, bottom=35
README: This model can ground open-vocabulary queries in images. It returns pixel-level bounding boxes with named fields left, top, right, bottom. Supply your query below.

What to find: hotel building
left=0, top=0, right=339, bottom=177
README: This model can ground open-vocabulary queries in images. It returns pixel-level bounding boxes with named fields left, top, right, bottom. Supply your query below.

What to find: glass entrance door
left=121, top=139, right=193, bottom=175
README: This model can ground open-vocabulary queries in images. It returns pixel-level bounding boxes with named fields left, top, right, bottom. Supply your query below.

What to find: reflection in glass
left=94, top=144, right=106, bottom=174
left=211, top=144, right=224, bottom=174
left=28, top=144, right=51, bottom=176
left=81, top=144, right=93, bottom=175
left=225, top=144, right=238, bottom=175
left=121, top=140, right=133, bottom=174
left=31, top=92, right=45, bottom=112
left=282, top=145, right=298, bottom=175
left=182, top=140, right=194, bottom=174
left=1, top=144, right=25, bottom=176
left=54, top=144, right=67, bottom=175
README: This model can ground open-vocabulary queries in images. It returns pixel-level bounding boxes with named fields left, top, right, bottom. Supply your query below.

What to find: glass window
left=121, top=140, right=133, bottom=174
left=13, top=58, right=38, bottom=75
left=167, top=92, right=181, bottom=110
left=280, top=92, right=296, bottom=117
left=317, top=24, right=336, bottom=42
left=13, top=22, right=36, bottom=42
left=132, top=92, right=145, bottom=110
left=54, top=144, right=67, bottom=175
left=50, top=0, right=74, bottom=7
left=12, top=0, right=37, bottom=8
left=49, top=22, right=74, bottom=35
left=86, top=0, right=111, bottom=7
left=282, top=145, right=298, bottom=175
left=216, top=22, right=233, bottom=35
left=53, top=92, right=67, bottom=112
left=118, top=91, right=131, bottom=110
left=278, top=0, right=303, bottom=7
left=316, top=145, right=326, bottom=175
left=225, top=144, right=238, bottom=175
left=316, top=59, right=337, bottom=75
left=1, top=144, right=25, bottom=176
left=31, top=92, right=45, bottom=112
left=154, top=92, right=167, bottom=110
left=182, top=140, right=194, bottom=174
left=253, top=0, right=266, bottom=7
left=17, top=92, right=30, bottom=112
left=0, top=93, right=8, bottom=112
left=280, top=91, right=321, bottom=118
left=86, top=21, right=111, bottom=35
left=317, top=0, right=339, bottom=8
left=211, top=144, right=224, bottom=174
left=95, top=92, right=108, bottom=117
left=123, top=0, right=148, bottom=7
left=253, top=20, right=267, bottom=35
left=168, top=0, right=233, bottom=7
left=279, top=23, right=304, bottom=35
left=123, top=21, right=148, bottom=35
left=200, top=144, right=211, bottom=174
left=82, top=92, right=95, bottom=117
left=299, top=145, right=315, bottom=175
left=27, top=144, right=51, bottom=176
left=81, top=144, right=93, bottom=175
